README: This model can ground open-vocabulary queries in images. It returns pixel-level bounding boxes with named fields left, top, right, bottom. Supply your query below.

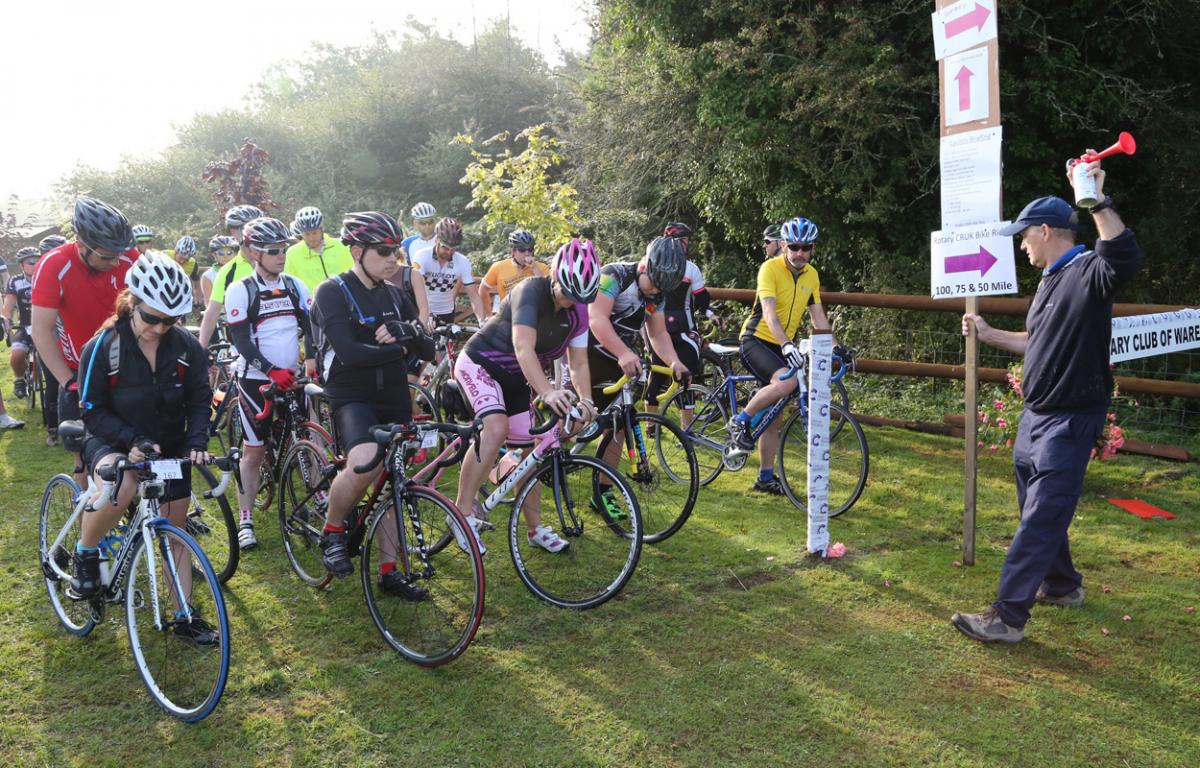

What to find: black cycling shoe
left=378, top=570, right=430, bottom=602
left=751, top=476, right=784, bottom=495
left=320, top=530, right=354, bottom=576
left=729, top=419, right=756, bottom=452
left=172, top=615, right=220, bottom=647
left=13, top=379, right=27, bottom=399
left=68, top=548, right=102, bottom=599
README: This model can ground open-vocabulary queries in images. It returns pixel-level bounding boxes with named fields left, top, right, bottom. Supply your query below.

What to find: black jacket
left=78, top=318, right=212, bottom=453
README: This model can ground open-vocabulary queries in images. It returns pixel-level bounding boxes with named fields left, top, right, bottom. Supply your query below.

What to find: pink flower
left=883, top=578, right=892, bottom=588
left=1101, top=628, right=1110, bottom=636
left=989, top=444, right=999, bottom=452
left=994, top=399, right=1005, bottom=411
left=1122, top=614, right=1132, bottom=621
left=978, top=411, right=988, bottom=424
left=996, top=418, right=1007, bottom=430
left=1103, top=585, right=1112, bottom=593
left=827, top=542, right=847, bottom=559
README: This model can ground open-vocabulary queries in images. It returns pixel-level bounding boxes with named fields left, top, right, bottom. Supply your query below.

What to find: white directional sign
left=932, top=0, right=997, bottom=60
left=943, top=46, right=990, bottom=126
left=939, top=126, right=1003, bottom=228
left=930, top=222, right=1017, bottom=299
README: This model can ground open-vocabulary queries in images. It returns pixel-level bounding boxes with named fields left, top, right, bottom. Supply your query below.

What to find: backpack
left=80, top=325, right=191, bottom=410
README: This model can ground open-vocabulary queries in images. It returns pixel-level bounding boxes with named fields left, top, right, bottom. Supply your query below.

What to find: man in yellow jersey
left=285, top=206, right=353, bottom=293
left=479, top=230, right=549, bottom=319
left=197, top=204, right=264, bottom=348
left=731, top=216, right=838, bottom=494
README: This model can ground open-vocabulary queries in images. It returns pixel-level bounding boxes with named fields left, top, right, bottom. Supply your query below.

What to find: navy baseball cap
left=998, top=196, right=1080, bottom=236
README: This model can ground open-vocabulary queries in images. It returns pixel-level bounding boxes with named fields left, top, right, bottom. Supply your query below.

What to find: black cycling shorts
left=583, top=350, right=624, bottom=412
left=646, top=331, right=701, bottom=406
left=332, top=400, right=413, bottom=455
left=58, top=384, right=83, bottom=450
left=740, top=337, right=786, bottom=385
left=235, top=378, right=278, bottom=447
left=81, top=437, right=192, bottom=503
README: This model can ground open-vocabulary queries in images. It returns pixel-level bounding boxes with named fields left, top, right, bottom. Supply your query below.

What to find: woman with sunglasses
left=730, top=216, right=840, bottom=495
left=70, top=254, right=216, bottom=644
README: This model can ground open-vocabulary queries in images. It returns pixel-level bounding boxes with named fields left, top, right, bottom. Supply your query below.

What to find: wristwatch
left=1087, top=195, right=1114, bottom=214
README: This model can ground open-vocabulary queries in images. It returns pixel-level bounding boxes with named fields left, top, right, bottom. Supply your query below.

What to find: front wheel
left=777, top=402, right=869, bottom=518
left=360, top=487, right=485, bottom=666
left=39, top=474, right=95, bottom=636
left=186, top=464, right=239, bottom=584
left=509, top=453, right=642, bottom=609
left=125, top=523, right=230, bottom=722
left=660, top=384, right=729, bottom=487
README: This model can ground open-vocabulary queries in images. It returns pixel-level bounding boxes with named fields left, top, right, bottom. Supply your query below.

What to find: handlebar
left=352, top=420, right=483, bottom=474
left=96, top=449, right=244, bottom=505
left=254, top=377, right=315, bottom=421
left=601, top=362, right=687, bottom=396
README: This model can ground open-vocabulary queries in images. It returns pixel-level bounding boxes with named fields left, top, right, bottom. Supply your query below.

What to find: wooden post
left=963, top=295, right=978, bottom=565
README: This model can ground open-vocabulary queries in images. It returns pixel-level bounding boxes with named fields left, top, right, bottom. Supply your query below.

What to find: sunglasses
left=786, top=243, right=814, bottom=253
left=138, top=307, right=180, bottom=327
left=213, top=248, right=237, bottom=257
left=514, top=247, right=533, bottom=254
left=253, top=246, right=288, bottom=256
left=371, top=245, right=401, bottom=258
left=87, top=247, right=122, bottom=262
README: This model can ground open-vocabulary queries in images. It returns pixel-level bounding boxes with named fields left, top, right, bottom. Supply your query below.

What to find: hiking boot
left=1035, top=584, right=1085, bottom=608
left=172, top=614, right=220, bottom=647
left=590, top=488, right=626, bottom=521
left=68, top=548, right=102, bottom=599
left=378, top=570, right=430, bottom=602
left=13, top=379, right=27, bottom=399
left=320, top=530, right=354, bottom=575
left=728, top=418, right=755, bottom=452
left=528, top=525, right=569, bottom=553
left=237, top=523, right=258, bottom=550
left=751, top=476, right=784, bottom=495
left=950, top=607, right=1024, bottom=643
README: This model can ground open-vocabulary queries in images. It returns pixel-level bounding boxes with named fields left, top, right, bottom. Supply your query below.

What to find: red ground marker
left=1107, top=498, right=1177, bottom=520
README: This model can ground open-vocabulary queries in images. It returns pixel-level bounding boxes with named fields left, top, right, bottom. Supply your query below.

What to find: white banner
left=806, top=334, right=833, bottom=556
left=1110, top=309, right=1200, bottom=363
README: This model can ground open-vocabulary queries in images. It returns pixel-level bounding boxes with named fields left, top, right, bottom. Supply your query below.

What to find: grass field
left=0, top=367, right=1196, bottom=768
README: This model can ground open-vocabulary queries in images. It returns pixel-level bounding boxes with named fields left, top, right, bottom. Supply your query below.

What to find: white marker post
left=807, top=330, right=834, bottom=557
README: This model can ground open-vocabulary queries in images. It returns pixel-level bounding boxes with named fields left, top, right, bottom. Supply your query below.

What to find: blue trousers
left=993, top=408, right=1105, bottom=628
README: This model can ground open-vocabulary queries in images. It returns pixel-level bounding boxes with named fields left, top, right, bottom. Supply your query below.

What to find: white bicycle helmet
left=410, top=202, right=437, bottom=220
left=126, top=251, right=193, bottom=316
left=132, top=224, right=154, bottom=242
left=552, top=238, right=600, bottom=304
left=294, top=206, right=323, bottom=232
left=175, top=235, right=197, bottom=258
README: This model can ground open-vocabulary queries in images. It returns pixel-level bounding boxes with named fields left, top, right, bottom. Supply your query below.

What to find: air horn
left=1067, top=132, right=1137, bottom=207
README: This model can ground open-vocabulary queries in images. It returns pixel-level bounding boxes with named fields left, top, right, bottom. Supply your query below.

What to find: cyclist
left=412, top=217, right=485, bottom=327
left=284, top=205, right=353, bottom=293
left=71, top=253, right=217, bottom=643
left=4, top=247, right=40, bottom=399
left=762, top=223, right=783, bottom=258
left=479, top=230, right=549, bottom=320
left=224, top=216, right=315, bottom=550
left=311, top=211, right=435, bottom=595
left=33, top=235, right=69, bottom=442
left=196, top=204, right=264, bottom=348
left=401, top=201, right=438, bottom=260
left=32, top=197, right=137, bottom=484
left=645, top=222, right=715, bottom=423
left=731, top=216, right=839, bottom=494
left=132, top=225, right=155, bottom=255
left=39, top=235, right=68, bottom=254
left=586, top=235, right=690, bottom=514
left=172, top=236, right=202, bottom=296
left=200, top=235, right=239, bottom=306
left=454, top=238, right=600, bottom=554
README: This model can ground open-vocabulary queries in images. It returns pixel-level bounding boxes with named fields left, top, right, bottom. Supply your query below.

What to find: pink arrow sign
left=945, top=2, right=991, bottom=38
left=945, top=246, right=997, bottom=276
left=954, top=65, right=974, bottom=111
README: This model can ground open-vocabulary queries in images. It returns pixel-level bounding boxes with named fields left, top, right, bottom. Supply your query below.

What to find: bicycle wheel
left=360, top=487, right=484, bottom=666
left=829, top=377, right=850, bottom=440
left=777, top=402, right=869, bottom=518
left=595, top=412, right=698, bottom=544
left=125, top=523, right=230, bottom=722
left=278, top=439, right=335, bottom=587
left=509, top=453, right=642, bottom=609
left=38, top=474, right=96, bottom=636
left=660, top=384, right=728, bottom=486
left=409, top=382, right=439, bottom=423
left=185, top=464, right=239, bottom=584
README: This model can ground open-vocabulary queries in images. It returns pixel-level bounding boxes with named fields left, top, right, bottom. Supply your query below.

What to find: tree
left=202, top=139, right=279, bottom=224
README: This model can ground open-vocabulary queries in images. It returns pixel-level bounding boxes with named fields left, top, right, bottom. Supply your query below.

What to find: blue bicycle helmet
left=781, top=217, right=819, bottom=244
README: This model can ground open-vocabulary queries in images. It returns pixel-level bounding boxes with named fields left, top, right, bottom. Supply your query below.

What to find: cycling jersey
left=464, top=276, right=588, bottom=386
left=312, top=271, right=434, bottom=404
left=402, top=234, right=435, bottom=260
left=5, top=273, right=33, bottom=328
left=481, top=258, right=549, bottom=305
left=740, top=257, right=821, bottom=345
left=592, top=262, right=661, bottom=359
left=200, top=265, right=219, bottom=288
left=176, top=254, right=200, bottom=281
left=412, top=246, right=475, bottom=316
left=209, top=255, right=254, bottom=305
left=661, top=260, right=707, bottom=334
left=284, top=234, right=353, bottom=293
left=31, top=242, right=136, bottom=369
left=224, top=273, right=314, bottom=381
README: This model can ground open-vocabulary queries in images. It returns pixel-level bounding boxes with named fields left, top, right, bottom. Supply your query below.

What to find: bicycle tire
left=595, top=412, right=698, bottom=544
left=660, top=384, right=729, bottom=486
left=777, top=402, right=869, bottom=518
left=509, top=453, right=642, bottom=609
left=125, top=522, right=230, bottom=722
left=187, top=463, right=239, bottom=584
left=38, top=474, right=96, bottom=637
left=409, top=382, right=440, bottom=423
left=360, top=486, right=484, bottom=666
left=278, top=439, right=335, bottom=587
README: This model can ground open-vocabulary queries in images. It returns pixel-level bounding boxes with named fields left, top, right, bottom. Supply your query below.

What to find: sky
left=0, top=0, right=594, bottom=222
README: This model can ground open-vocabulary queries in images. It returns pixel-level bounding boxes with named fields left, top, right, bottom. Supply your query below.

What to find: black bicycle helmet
left=434, top=217, right=464, bottom=248
left=38, top=234, right=68, bottom=254
left=73, top=197, right=134, bottom=253
left=507, top=229, right=535, bottom=249
left=340, top=211, right=404, bottom=246
left=224, top=204, right=265, bottom=228
left=208, top=235, right=238, bottom=253
left=643, top=235, right=687, bottom=292
left=663, top=221, right=693, bottom=239
left=16, top=246, right=40, bottom=263
left=241, top=217, right=293, bottom=248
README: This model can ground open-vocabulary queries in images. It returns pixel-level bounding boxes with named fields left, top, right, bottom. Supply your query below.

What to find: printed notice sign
left=944, top=46, right=990, bottom=126
left=939, top=126, right=1002, bottom=228
left=930, top=222, right=1017, bottom=299
left=1110, top=309, right=1200, bottom=363
left=932, top=0, right=997, bottom=60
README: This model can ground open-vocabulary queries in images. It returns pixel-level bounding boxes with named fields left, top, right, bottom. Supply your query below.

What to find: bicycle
left=661, top=347, right=869, bottom=516
left=275, top=409, right=485, bottom=666
left=571, top=362, right=699, bottom=544
left=417, top=403, right=643, bottom=609
left=418, top=323, right=479, bottom=423
left=237, top=379, right=336, bottom=511
left=38, top=421, right=238, bottom=721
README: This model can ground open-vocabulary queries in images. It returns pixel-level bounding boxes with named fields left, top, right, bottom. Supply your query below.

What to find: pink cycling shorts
left=453, top=354, right=534, bottom=446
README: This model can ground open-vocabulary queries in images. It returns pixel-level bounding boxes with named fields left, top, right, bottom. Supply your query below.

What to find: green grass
left=0, top=366, right=1197, bottom=767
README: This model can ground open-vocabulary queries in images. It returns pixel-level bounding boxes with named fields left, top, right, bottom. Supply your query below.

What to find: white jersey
left=403, top=234, right=435, bottom=260
left=223, top=272, right=312, bottom=381
left=413, top=246, right=475, bottom=315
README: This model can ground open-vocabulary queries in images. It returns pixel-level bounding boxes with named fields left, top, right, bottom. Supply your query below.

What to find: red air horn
left=1068, top=132, right=1136, bottom=207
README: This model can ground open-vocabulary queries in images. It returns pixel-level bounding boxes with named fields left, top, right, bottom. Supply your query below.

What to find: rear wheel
left=660, top=384, right=728, bottom=486
left=278, top=440, right=336, bottom=587
left=39, top=474, right=96, bottom=636
left=185, top=464, right=239, bottom=584
left=778, top=402, right=869, bottom=518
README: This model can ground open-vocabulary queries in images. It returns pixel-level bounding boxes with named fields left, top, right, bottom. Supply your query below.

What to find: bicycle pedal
left=476, top=519, right=496, bottom=532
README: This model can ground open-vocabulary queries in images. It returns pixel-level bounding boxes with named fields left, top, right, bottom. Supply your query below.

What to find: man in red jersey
left=32, top=197, right=136, bottom=481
